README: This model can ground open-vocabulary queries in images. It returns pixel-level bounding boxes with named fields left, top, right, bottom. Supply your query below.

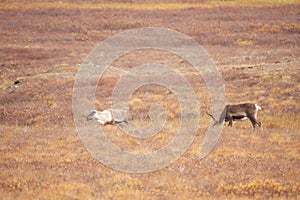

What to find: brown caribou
left=206, top=103, right=262, bottom=128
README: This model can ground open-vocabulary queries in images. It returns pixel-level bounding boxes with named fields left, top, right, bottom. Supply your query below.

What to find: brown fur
left=207, top=103, right=261, bottom=128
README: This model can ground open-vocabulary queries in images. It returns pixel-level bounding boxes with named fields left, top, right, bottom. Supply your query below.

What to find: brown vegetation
left=0, top=1, right=299, bottom=199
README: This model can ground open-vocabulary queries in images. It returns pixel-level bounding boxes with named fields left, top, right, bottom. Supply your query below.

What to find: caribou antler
left=206, top=103, right=262, bottom=128
left=206, top=111, right=218, bottom=126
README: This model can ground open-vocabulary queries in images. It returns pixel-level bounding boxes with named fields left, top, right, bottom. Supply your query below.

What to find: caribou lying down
left=86, top=109, right=130, bottom=125
left=206, top=103, right=262, bottom=128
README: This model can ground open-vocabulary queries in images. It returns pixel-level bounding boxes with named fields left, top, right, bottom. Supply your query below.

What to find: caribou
left=206, top=103, right=262, bottom=128
left=86, top=109, right=131, bottom=125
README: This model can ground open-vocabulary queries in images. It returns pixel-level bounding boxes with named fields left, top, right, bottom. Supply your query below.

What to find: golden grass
left=0, top=0, right=299, bottom=10
left=1, top=121, right=299, bottom=199
left=31, top=182, right=93, bottom=199
left=262, top=115, right=300, bottom=130
left=217, top=179, right=300, bottom=197
left=0, top=3, right=299, bottom=199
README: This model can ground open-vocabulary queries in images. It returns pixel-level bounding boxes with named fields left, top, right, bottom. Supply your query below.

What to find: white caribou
left=86, top=109, right=130, bottom=125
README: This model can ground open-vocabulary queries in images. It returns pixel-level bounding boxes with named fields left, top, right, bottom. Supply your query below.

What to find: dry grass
left=0, top=1, right=299, bottom=199
left=1, top=115, right=299, bottom=199
left=217, top=179, right=300, bottom=197
left=0, top=0, right=299, bottom=11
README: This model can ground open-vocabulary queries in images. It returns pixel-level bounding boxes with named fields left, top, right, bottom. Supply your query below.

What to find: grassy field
left=1, top=0, right=299, bottom=10
left=0, top=0, right=299, bottom=199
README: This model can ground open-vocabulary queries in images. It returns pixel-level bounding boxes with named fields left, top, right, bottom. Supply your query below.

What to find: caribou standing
left=206, top=103, right=262, bottom=128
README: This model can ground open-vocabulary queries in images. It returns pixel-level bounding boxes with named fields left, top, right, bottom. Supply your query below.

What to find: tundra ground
left=0, top=1, right=299, bottom=199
